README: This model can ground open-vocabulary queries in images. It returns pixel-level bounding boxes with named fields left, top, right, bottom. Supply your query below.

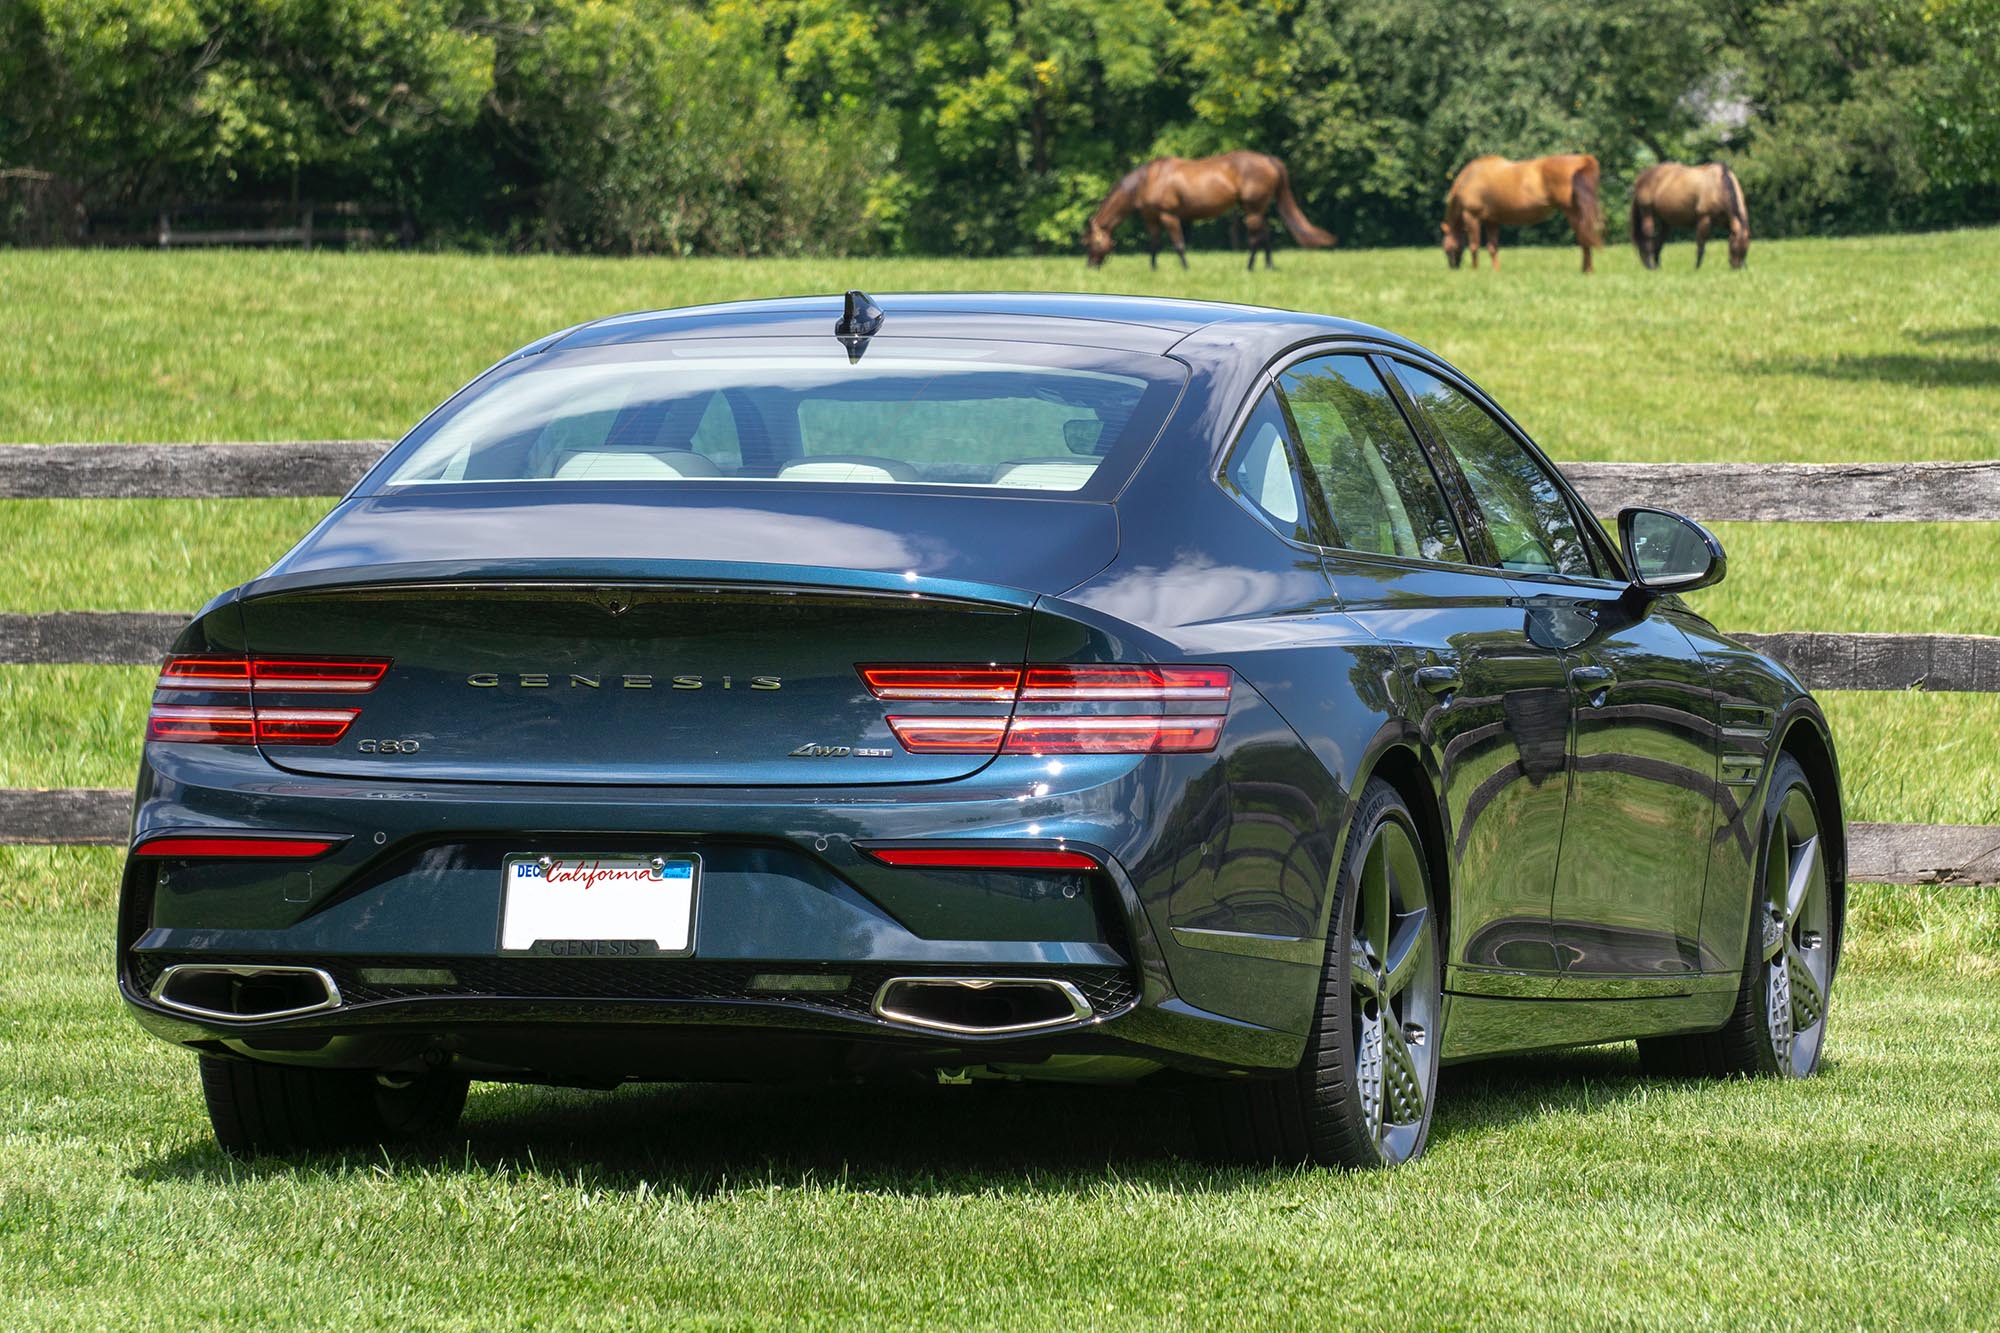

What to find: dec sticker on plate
left=500, top=854, right=698, bottom=956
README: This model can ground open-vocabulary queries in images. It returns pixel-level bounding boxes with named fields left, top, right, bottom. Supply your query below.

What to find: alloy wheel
left=1347, top=815, right=1438, bottom=1163
left=1761, top=786, right=1832, bottom=1076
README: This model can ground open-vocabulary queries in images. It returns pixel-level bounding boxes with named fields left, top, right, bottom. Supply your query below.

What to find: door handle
left=1569, top=664, right=1614, bottom=704
left=1414, top=665, right=1461, bottom=695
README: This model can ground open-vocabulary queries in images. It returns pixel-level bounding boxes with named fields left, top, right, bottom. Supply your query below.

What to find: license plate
left=499, top=854, right=698, bottom=956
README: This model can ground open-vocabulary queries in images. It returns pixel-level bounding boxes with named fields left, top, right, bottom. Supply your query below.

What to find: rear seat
left=991, top=457, right=1099, bottom=490
left=776, top=456, right=921, bottom=484
left=553, top=449, right=723, bottom=480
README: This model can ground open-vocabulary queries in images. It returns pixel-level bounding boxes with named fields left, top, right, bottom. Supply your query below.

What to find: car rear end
left=116, top=311, right=1297, bottom=1093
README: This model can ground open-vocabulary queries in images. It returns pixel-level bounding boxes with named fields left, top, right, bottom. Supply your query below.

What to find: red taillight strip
left=158, top=657, right=253, bottom=690
left=132, top=834, right=341, bottom=859
left=1019, top=666, right=1233, bottom=702
left=145, top=705, right=359, bottom=746
left=859, top=666, right=1021, bottom=701
left=146, top=705, right=257, bottom=743
left=1003, top=715, right=1227, bottom=754
left=251, top=658, right=390, bottom=691
left=253, top=709, right=363, bottom=744
left=863, top=846, right=1100, bottom=871
left=155, top=655, right=390, bottom=692
left=886, top=716, right=1008, bottom=753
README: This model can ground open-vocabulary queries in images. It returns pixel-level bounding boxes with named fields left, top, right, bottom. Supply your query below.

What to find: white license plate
left=499, top=854, right=698, bottom=956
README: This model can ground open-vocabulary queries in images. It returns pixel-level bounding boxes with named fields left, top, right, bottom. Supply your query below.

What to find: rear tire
left=1191, top=778, right=1442, bottom=1168
left=198, top=1056, right=469, bottom=1156
left=1638, top=753, right=1838, bottom=1079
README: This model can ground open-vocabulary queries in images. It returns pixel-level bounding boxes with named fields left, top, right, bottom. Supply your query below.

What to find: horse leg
left=1466, top=216, right=1483, bottom=270
left=1161, top=215, right=1188, bottom=269
left=1694, top=216, right=1712, bottom=269
left=1243, top=211, right=1272, bottom=271
left=1486, top=226, right=1499, bottom=273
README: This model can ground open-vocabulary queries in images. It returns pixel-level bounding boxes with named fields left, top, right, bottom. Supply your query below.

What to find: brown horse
left=1441, top=154, right=1605, bottom=274
left=1084, top=151, right=1334, bottom=271
left=1631, top=161, right=1749, bottom=269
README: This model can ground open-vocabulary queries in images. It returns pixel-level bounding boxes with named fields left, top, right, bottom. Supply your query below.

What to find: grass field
left=3, top=236, right=1998, bottom=1325
left=4, top=859, right=1999, bottom=1328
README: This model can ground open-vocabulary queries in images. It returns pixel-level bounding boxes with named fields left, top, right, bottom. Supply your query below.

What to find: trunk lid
left=241, top=582, right=1030, bottom=785
left=241, top=488, right=1119, bottom=785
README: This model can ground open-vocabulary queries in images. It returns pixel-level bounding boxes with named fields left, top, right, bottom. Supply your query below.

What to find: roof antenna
left=834, top=289, right=884, bottom=362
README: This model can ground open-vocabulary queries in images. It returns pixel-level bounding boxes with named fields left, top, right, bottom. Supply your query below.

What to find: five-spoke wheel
left=1638, top=752, right=1840, bottom=1079
left=1191, top=777, right=1442, bottom=1168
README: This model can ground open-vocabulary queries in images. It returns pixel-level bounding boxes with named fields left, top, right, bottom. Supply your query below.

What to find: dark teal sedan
left=118, top=292, right=1844, bottom=1166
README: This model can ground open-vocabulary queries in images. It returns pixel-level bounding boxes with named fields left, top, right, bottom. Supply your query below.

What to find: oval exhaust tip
left=150, top=964, right=342, bottom=1022
left=872, top=976, right=1092, bottom=1035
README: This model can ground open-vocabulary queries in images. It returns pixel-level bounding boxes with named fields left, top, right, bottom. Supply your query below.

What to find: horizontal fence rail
left=5, top=443, right=2000, bottom=519
left=8, top=613, right=1997, bottom=694
left=3, top=787, right=1992, bottom=884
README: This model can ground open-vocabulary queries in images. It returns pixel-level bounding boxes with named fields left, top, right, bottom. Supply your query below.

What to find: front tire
left=1639, top=753, right=1839, bottom=1078
left=199, top=1056, right=469, bottom=1156
left=1193, top=778, right=1442, bottom=1168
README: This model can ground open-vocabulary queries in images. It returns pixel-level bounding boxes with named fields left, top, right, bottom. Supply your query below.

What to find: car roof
left=541, top=291, right=1430, bottom=365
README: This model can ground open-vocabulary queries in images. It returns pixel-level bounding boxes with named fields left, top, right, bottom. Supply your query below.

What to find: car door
left=1274, top=350, right=1572, bottom=987
left=1387, top=360, right=1718, bottom=989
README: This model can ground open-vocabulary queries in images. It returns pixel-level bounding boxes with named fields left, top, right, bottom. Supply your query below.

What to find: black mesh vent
left=126, top=953, right=1138, bottom=1021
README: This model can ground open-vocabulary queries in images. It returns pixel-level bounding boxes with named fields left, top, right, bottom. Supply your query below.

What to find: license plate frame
left=498, top=852, right=699, bottom=958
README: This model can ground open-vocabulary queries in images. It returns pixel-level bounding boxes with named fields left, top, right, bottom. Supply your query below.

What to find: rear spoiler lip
left=236, top=560, right=1045, bottom=611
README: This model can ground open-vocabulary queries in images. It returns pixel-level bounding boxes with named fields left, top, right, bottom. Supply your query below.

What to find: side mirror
left=1618, top=506, right=1726, bottom=592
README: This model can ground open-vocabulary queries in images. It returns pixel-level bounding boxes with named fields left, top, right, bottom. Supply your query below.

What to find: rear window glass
left=373, top=338, right=1186, bottom=495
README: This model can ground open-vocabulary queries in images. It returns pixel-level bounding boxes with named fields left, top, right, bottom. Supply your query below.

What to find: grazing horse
left=1441, top=154, right=1605, bottom=274
left=1084, top=151, right=1335, bottom=271
left=1631, top=161, right=1749, bottom=269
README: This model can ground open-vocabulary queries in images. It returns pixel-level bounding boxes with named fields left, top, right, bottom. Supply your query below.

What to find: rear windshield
left=371, top=337, right=1187, bottom=496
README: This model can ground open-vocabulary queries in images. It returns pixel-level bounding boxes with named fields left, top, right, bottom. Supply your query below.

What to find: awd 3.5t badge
left=789, top=742, right=893, bottom=758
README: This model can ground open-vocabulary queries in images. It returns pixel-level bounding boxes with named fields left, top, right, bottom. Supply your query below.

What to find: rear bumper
left=118, top=745, right=1314, bottom=1080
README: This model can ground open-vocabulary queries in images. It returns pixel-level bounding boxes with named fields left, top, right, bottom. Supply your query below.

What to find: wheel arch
left=1336, top=737, right=1453, bottom=959
left=1774, top=704, right=1847, bottom=963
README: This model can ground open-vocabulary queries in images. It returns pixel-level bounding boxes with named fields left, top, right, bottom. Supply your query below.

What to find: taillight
left=145, top=705, right=360, bottom=746
left=154, top=655, right=389, bottom=692
left=147, top=654, right=386, bottom=745
left=857, top=667, right=1021, bottom=701
left=861, top=663, right=1231, bottom=755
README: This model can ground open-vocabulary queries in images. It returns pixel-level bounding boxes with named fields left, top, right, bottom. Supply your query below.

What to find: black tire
left=1638, top=753, right=1839, bottom=1079
left=199, top=1056, right=470, bottom=1156
left=1191, top=778, right=1442, bottom=1168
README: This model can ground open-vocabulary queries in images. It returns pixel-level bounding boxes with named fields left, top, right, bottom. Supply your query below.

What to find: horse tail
left=1629, top=189, right=1644, bottom=250
left=1716, top=161, right=1748, bottom=238
left=1570, top=159, right=1604, bottom=247
left=1273, top=160, right=1335, bottom=248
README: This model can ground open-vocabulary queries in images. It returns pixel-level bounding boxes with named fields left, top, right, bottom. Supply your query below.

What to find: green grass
left=3, top=855, right=1998, bottom=1328
left=3, top=230, right=1998, bottom=459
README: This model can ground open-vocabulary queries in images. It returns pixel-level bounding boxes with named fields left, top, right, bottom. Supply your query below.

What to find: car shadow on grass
left=130, top=1044, right=1672, bottom=1191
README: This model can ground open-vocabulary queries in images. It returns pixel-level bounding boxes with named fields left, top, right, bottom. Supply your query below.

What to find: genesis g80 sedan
left=118, top=291, right=1844, bottom=1166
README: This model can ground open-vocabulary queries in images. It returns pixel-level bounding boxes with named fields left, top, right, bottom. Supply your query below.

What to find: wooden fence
left=6, top=442, right=1998, bottom=883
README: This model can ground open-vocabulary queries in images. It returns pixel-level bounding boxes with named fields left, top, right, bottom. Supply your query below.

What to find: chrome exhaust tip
left=871, top=976, right=1092, bottom=1035
left=150, top=964, right=342, bottom=1022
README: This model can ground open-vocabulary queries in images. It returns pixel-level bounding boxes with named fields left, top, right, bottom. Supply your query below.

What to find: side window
left=1277, top=355, right=1465, bottom=564
left=1392, top=363, right=1595, bottom=578
left=1221, top=387, right=1314, bottom=543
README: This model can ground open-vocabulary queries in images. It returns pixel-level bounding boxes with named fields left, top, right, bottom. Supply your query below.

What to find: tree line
left=2, top=0, right=1994, bottom=255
